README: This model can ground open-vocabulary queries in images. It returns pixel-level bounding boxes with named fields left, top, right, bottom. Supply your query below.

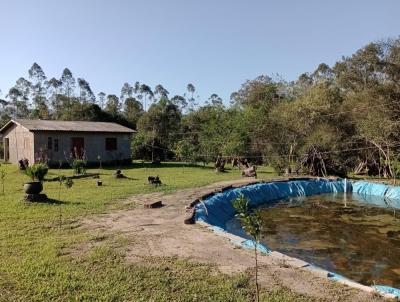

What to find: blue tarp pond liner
left=195, top=178, right=400, bottom=298
left=374, top=285, right=400, bottom=298
left=195, top=179, right=351, bottom=229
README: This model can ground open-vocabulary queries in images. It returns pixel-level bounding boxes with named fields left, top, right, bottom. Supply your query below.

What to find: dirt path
left=83, top=179, right=386, bottom=302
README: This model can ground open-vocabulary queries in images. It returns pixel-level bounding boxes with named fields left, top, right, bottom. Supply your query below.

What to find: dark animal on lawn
left=148, top=176, right=162, bottom=185
left=18, top=158, right=29, bottom=170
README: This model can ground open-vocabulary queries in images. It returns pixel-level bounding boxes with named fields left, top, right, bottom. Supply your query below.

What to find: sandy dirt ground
left=82, top=179, right=387, bottom=302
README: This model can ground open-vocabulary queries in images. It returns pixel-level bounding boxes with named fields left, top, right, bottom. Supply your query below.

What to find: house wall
left=2, top=124, right=35, bottom=164
left=33, top=131, right=132, bottom=163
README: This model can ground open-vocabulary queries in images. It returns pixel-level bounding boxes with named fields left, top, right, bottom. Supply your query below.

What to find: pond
left=228, top=193, right=400, bottom=288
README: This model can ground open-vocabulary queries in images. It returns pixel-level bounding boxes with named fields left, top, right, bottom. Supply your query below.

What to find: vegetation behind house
left=1, top=38, right=400, bottom=177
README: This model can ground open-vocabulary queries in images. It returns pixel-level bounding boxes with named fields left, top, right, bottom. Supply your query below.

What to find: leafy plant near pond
left=23, top=163, right=49, bottom=181
left=233, top=194, right=263, bottom=302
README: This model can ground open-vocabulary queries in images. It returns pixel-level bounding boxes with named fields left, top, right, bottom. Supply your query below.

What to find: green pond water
left=256, top=194, right=400, bottom=288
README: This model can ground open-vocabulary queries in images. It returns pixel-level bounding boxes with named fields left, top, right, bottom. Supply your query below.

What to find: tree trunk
left=151, top=128, right=156, bottom=162
left=254, top=240, right=259, bottom=302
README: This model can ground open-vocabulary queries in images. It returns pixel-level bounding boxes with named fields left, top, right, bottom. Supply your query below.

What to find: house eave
left=0, top=119, right=27, bottom=134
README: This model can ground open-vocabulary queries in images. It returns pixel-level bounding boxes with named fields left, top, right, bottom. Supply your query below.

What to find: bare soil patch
left=82, top=179, right=386, bottom=302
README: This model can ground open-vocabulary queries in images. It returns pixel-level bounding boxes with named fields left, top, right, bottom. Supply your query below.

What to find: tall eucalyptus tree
left=171, top=95, right=187, bottom=109
left=77, top=78, right=95, bottom=103
left=97, top=92, right=106, bottom=109
left=28, top=63, right=49, bottom=118
left=123, top=97, right=143, bottom=129
left=185, top=83, right=197, bottom=111
left=105, top=94, right=121, bottom=116
left=154, top=84, right=169, bottom=101
left=60, top=68, right=76, bottom=99
left=7, top=87, right=29, bottom=118
left=120, top=82, right=134, bottom=102
left=15, top=77, right=32, bottom=106
left=47, top=77, right=62, bottom=115
left=208, top=93, right=223, bottom=107
left=139, top=84, right=154, bottom=111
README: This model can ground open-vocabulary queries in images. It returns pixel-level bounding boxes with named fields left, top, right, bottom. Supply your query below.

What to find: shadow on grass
left=24, top=198, right=65, bottom=205
left=24, top=198, right=83, bottom=205
left=114, top=176, right=140, bottom=181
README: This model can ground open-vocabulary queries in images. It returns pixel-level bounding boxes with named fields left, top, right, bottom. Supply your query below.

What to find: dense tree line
left=1, top=37, right=400, bottom=177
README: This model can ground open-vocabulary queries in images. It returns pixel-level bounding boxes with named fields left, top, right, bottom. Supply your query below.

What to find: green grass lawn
left=0, top=162, right=314, bottom=302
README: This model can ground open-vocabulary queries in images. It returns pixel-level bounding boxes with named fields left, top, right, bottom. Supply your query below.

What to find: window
left=54, top=138, right=59, bottom=152
left=48, top=137, right=52, bottom=150
left=105, top=138, right=117, bottom=151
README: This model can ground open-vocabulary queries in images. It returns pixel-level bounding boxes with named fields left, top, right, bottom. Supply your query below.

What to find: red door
left=71, top=137, right=85, bottom=158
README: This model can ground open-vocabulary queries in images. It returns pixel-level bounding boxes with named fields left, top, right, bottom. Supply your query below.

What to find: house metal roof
left=0, top=119, right=135, bottom=134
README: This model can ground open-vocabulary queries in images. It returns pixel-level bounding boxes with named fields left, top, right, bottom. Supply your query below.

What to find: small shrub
left=66, top=148, right=87, bottom=175
left=24, top=163, right=49, bottom=181
left=71, top=159, right=87, bottom=175
left=269, top=157, right=288, bottom=176
left=57, top=175, right=74, bottom=200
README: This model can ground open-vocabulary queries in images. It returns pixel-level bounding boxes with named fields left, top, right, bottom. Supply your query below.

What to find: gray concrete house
left=0, top=119, right=135, bottom=165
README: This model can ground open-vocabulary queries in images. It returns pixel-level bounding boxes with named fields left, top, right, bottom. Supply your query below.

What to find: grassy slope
left=0, top=162, right=313, bottom=302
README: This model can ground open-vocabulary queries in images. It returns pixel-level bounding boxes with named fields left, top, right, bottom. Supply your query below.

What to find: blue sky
left=0, top=0, right=399, bottom=104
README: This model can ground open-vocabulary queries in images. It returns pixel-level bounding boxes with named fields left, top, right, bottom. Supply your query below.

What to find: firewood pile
left=354, top=156, right=392, bottom=178
left=353, top=158, right=380, bottom=176
left=296, top=145, right=346, bottom=177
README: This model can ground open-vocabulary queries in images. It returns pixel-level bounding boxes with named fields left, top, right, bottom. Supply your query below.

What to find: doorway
left=71, top=137, right=85, bottom=158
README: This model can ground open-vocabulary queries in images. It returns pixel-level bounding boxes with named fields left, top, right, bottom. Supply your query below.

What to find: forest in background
left=1, top=37, right=400, bottom=178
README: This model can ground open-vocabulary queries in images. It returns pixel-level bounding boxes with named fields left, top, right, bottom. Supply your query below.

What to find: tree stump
left=242, top=166, right=257, bottom=177
left=215, top=157, right=225, bottom=172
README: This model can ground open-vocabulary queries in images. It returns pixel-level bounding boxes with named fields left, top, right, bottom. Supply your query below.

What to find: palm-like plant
left=24, top=163, right=49, bottom=182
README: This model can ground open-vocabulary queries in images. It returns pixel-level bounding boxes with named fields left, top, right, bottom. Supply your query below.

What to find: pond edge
left=188, top=178, right=400, bottom=300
